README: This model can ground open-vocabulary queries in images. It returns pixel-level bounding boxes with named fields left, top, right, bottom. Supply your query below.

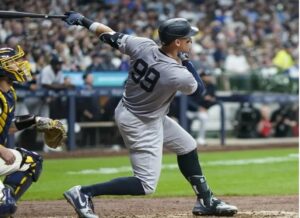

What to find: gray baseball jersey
left=114, top=34, right=197, bottom=194
left=118, top=35, right=198, bottom=119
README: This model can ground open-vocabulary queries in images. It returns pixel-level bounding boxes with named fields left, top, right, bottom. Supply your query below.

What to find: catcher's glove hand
left=36, top=117, right=67, bottom=148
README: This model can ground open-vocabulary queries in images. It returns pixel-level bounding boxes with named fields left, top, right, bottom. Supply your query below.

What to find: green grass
left=19, top=147, right=298, bottom=200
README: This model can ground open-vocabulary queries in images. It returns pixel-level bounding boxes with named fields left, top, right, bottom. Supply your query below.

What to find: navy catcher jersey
left=0, top=87, right=16, bottom=145
left=118, top=35, right=197, bottom=119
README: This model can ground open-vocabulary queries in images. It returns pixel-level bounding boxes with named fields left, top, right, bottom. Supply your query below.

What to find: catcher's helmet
left=158, top=18, right=199, bottom=45
left=0, top=45, right=32, bottom=83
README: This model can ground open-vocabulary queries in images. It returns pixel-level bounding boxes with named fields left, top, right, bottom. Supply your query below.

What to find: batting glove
left=178, top=52, right=189, bottom=61
left=63, top=11, right=84, bottom=26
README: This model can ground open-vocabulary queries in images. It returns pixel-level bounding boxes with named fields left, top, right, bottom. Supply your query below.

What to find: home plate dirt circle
left=236, top=211, right=299, bottom=218
left=123, top=211, right=299, bottom=217
left=14, top=195, right=298, bottom=218
left=116, top=211, right=299, bottom=218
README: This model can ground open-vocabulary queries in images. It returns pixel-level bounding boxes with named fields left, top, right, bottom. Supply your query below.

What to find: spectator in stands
left=212, top=41, right=226, bottom=69
left=256, top=105, right=272, bottom=138
left=77, top=73, right=100, bottom=147
left=272, top=43, right=295, bottom=71
left=224, top=47, right=250, bottom=74
left=40, top=54, right=74, bottom=90
left=4, top=21, right=25, bottom=48
left=39, top=53, right=74, bottom=116
left=224, top=47, right=251, bottom=90
left=0, top=0, right=298, bottom=148
left=86, top=53, right=107, bottom=72
left=187, top=70, right=217, bottom=145
left=0, top=0, right=298, bottom=83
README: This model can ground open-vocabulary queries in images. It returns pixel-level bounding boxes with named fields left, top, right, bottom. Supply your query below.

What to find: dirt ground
left=15, top=195, right=298, bottom=218
left=14, top=142, right=299, bottom=218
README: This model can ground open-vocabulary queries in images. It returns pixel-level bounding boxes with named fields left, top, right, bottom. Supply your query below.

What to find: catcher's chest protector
left=0, top=88, right=16, bottom=144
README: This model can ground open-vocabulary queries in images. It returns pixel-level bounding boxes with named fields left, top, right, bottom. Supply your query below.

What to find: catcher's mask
left=0, top=45, right=32, bottom=83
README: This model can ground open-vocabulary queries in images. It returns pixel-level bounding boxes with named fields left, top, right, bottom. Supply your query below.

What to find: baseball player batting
left=62, top=11, right=238, bottom=218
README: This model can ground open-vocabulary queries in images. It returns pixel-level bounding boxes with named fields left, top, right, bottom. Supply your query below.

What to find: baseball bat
left=0, top=11, right=66, bottom=19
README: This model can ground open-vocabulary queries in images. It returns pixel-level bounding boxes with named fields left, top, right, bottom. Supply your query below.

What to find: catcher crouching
left=0, top=46, right=67, bottom=217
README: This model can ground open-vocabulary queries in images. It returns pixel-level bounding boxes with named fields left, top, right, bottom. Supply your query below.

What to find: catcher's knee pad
left=3, top=148, right=43, bottom=200
left=0, top=187, right=17, bottom=217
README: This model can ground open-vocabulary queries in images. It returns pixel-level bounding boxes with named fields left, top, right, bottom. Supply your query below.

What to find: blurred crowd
left=0, top=0, right=298, bottom=149
left=187, top=71, right=298, bottom=146
left=0, top=0, right=298, bottom=76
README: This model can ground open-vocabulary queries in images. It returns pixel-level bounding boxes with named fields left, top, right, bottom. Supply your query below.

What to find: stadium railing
left=8, top=88, right=298, bottom=150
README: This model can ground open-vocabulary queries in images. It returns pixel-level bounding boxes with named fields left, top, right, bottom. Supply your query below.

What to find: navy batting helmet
left=0, top=45, right=32, bottom=83
left=158, top=18, right=199, bottom=45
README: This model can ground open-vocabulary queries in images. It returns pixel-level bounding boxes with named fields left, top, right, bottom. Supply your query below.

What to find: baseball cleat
left=63, top=185, right=98, bottom=218
left=0, top=187, right=17, bottom=218
left=192, top=197, right=238, bottom=216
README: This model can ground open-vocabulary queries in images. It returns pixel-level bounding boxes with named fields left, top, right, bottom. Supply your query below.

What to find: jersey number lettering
left=131, top=59, right=160, bottom=92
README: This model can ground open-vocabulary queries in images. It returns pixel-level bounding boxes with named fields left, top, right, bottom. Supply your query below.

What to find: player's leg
left=0, top=148, right=42, bottom=216
left=64, top=101, right=163, bottom=217
left=0, top=149, right=21, bottom=217
left=3, top=148, right=43, bottom=200
left=0, top=181, right=16, bottom=217
left=163, top=116, right=237, bottom=216
left=196, top=111, right=208, bottom=145
left=82, top=101, right=163, bottom=195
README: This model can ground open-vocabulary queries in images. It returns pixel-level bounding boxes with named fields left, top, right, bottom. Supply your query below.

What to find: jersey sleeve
left=170, top=65, right=198, bottom=95
left=118, top=35, right=157, bottom=57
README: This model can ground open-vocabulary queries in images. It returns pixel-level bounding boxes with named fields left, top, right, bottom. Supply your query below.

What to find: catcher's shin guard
left=0, top=187, right=17, bottom=217
left=3, top=148, right=43, bottom=200
left=189, top=175, right=237, bottom=216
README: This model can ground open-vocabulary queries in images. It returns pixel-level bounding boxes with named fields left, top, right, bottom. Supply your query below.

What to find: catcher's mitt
left=36, top=118, right=67, bottom=148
